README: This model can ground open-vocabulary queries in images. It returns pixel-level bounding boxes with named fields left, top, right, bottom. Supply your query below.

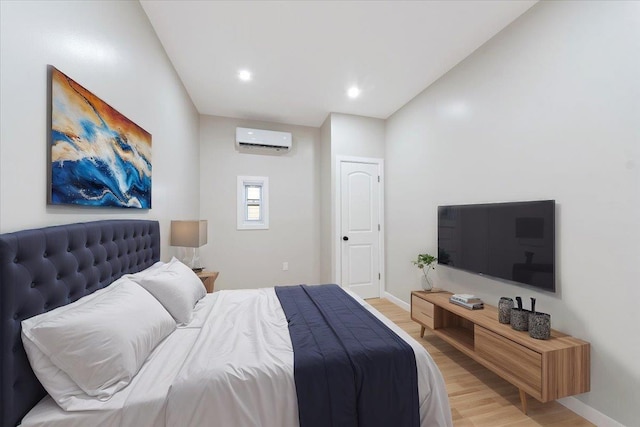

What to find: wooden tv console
left=411, top=291, right=590, bottom=414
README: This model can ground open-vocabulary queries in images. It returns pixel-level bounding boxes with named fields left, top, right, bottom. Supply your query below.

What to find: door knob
left=342, top=236, right=349, bottom=241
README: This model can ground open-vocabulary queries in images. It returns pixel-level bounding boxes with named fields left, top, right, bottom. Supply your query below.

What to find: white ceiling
left=140, top=0, right=537, bottom=128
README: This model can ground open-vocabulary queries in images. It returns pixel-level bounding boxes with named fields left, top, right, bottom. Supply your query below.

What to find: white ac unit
left=236, top=127, right=292, bottom=151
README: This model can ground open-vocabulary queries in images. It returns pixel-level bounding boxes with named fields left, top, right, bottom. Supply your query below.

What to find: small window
left=245, top=185, right=262, bottom=221
left=237, top=176, right=269, bottom=230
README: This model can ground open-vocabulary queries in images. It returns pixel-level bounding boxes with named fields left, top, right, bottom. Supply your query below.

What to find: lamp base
left=179, top=247, right=203, bottom=271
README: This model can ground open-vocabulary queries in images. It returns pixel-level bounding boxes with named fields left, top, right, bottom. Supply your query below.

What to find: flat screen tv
left=438, top=200, right=555, bottom=292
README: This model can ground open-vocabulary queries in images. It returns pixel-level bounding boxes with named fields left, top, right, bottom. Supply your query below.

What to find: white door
left=340, top=161, right=381, bottom=299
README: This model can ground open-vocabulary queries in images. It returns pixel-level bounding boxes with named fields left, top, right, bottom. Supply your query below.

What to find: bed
left=0, top=220, right=452, bottom=427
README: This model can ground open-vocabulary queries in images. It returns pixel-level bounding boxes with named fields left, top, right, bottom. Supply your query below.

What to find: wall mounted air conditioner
left=236, top=127, right=292, bottom=151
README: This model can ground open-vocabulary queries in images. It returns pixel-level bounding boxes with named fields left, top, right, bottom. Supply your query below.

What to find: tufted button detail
left=56, top=274, right=61, bottom=280
left=67, top=247, right=71, bottom=252
left=43, top=252, right=48, bottom=258
left=30, top=282, right=36, bottom=288
left=13, top=313, right=18, bottom=320
left=13, top=257, right=18, bottom=263
left=44, top=303, right=50, bottom=309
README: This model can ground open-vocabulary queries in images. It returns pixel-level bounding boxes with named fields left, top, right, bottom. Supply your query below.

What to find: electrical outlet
left=282, top=262, right=289, bottom=271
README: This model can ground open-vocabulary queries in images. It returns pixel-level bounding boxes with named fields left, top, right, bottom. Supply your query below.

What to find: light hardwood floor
left=368, top=298, right=594, bottom=427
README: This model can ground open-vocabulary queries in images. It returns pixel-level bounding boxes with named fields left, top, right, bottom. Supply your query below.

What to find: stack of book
left=449, top=294, right=484, bottom=310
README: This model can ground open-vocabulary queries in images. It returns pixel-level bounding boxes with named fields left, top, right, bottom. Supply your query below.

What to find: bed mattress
left=20, top=289, right=452, bottom=427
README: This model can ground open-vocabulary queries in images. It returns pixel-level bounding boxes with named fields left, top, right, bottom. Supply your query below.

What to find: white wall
left=385, top=1, right=639, bottom=425
left=0, top=0, right=200, bottom=259
left=319, top=115, right=332, bottom=282
left=329, top=113, right=386, bottom=160
left=199, top=115, right=321, bottom=289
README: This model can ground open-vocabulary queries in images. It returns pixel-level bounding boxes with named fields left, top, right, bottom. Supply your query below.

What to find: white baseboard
left=382, top=293, right=622, bottom=427
left=557, top=397, right=624, bottom=427
left=383, top=292, right=410, bottom=311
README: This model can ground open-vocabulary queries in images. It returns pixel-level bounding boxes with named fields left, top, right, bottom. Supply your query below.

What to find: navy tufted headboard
left=0, top=219, right=160, bottom=427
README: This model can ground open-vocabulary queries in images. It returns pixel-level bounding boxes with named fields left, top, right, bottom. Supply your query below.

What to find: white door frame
left=334, top=155, right=385, bottom=298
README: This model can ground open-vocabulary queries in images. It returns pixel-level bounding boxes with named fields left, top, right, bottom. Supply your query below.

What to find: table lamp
left=170, top=220, right=207, bottom=271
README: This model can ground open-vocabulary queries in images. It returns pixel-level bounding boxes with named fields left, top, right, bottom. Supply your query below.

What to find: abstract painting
left=49, top=67, right=151, bottom=208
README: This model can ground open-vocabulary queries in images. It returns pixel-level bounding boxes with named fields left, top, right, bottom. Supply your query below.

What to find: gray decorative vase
left=510, top=308, right=530, bottom=331
left=498, top=297, right=514, bottom=324
left=529, top=312, right=551, bottom=340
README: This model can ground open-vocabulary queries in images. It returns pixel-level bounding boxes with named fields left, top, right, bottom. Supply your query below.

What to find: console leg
left=420, top=326, right=425, bottom=338
left=519, top=389, right=528, bottom=414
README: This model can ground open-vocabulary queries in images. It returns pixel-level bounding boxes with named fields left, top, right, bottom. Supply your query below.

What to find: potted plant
left=412, top=253, right=438, bottom=291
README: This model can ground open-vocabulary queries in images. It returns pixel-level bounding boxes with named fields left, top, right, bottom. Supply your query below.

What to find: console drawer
left=476, top=326, right=542, bottom=396
left=411, top=295, right=435, bottom=330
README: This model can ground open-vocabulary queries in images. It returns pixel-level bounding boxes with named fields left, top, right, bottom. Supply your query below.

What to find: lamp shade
left=170, top=220, right=208, bottom=248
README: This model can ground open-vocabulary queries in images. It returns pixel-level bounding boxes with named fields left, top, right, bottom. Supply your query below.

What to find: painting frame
left=48, top=66, right=152, bottom=209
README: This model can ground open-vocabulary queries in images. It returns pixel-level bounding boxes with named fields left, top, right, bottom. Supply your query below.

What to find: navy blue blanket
left=275, top=284, right=419, bottom=427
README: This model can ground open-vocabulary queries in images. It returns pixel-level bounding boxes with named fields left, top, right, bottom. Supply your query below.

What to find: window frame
left=237, top=176, right=269, bottom=230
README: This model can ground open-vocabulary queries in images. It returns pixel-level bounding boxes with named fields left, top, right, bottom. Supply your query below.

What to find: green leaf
left=412, top=253, right=437, bottom=269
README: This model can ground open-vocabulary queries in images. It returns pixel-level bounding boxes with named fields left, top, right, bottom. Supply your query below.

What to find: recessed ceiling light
left=238, top=70, right=252, bottom=81
left=347, top=86, right=361, bottom=99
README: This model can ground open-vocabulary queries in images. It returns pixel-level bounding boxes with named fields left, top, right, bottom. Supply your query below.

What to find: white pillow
left=22, top=338, right=98, bottom=411
left=124, top=260, right=166, bottom=281
left=22, top=278, right=175, bottom=404
left=22, top=278, right=129, bottom=410
left=22, top=277, right=175, bottom=410
left=132, top=257, right=206, bottom=325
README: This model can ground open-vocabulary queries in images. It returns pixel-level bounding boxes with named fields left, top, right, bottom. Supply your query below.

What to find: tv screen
left=438, top=200, right=555, bottom=292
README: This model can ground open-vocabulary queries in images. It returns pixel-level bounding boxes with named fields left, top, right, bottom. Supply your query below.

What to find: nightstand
left=196, top=271, right=219, bottom=293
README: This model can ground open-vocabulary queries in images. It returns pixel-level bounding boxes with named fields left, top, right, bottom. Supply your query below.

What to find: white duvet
left=20, top=288, right=452, bottom=427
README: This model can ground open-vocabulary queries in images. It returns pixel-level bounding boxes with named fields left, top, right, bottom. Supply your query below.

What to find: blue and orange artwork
left=50, top=67, right=151, bottom=208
